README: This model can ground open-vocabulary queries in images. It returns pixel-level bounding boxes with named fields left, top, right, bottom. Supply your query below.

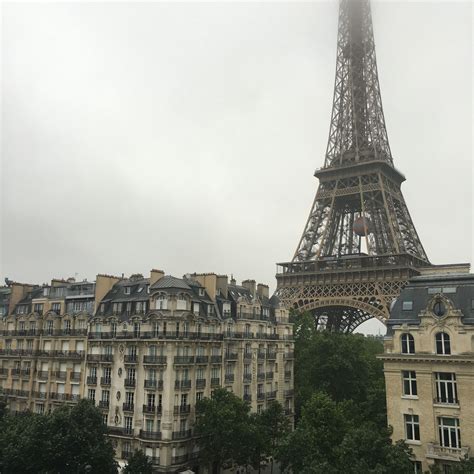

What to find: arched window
left=401, top=333, right=415, bottom=354
left=436, top=332, right=451, bottom=355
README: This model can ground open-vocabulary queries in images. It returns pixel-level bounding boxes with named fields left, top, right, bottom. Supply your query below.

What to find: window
left=438, top=417, right=461, bottom=448
left=402, top=301, right=413, bottom=311
left=88, top=389, right=96, bottom=401
left=176, top=296, right=187, bottom=311
left=34, top=303, right=44, bottom=315
left=156, top=296, right=168, bottom=310
left=193, top=302, right=200, bottom=315
left=102, top=414, right=108, bottom=425
left=435, top=373, right=458, bottom=404
left=126, top=392, right=134, bottom=405
left=133, top=322, right=140, bottom=338
left=402, top=371, right=417, bottom=397
left=412, top=461, right=423, bottom=474
left=102, top=390, right=110, bottom=402
left=46, top=320, right=54, bottom=335
left=401, top=334, right=415, bottom=354
left=436, top=332, right=451, bottom=355
left=196, top=392, right=203, bottom=403
left=124, top=416, right=133, bottom=434
left=433, top=300, right=446, bottom=317
left=52, top=303, right=61, bottom=314
left=124, top=287, right=131, bottom=295
left=404, top=414, right=420, bottom=441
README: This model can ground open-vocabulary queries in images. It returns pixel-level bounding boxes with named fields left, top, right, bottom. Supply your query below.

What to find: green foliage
left=194, top=389, right=289, bottom=473
left=123, top=449, right=153, bottom=474
left=429, top=457, right=474, bottom=474
left=286, top=313, right=414, bottom=473
left=292, top=311, right=385, bottom=423
left=279, top=392, right=414, bottom=474
left=0, top=399, right=117, bottom=473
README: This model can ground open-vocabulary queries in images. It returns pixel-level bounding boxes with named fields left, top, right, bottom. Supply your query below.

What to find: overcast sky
left=1, top=1, right=472, bottom=334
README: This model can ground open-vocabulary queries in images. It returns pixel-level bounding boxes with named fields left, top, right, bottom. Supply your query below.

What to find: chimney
left=150, top=269, right=165, bottom=286
left=216, top=275, right=228, bottom=299
left=242, top=279, right=256, bottom=298
left=257, top=283, right=269, bottom=299
left=190, top=273, right=217, bottom=301
left=95, top=274, right=121, bottom=311
left=8, top=283, right=35, bottom=316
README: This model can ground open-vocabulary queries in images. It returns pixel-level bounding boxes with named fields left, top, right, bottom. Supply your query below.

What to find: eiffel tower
left=276, top=0, right=431, bottom=332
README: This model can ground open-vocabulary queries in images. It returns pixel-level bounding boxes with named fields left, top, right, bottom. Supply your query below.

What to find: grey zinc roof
left=150, top=275, right=193, bottom=291
left=388, top=273, right=474, bottom=327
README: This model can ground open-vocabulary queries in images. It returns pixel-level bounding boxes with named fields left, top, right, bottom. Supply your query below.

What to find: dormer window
left=193, top=302, right=200, bottom=315
left=402, top=301, right=413, bottom=311
left=124, top=287, right=131, bottom=295
left=207, top=305, right=214, bottom=316
left=199, top=289, right=205, bottom=297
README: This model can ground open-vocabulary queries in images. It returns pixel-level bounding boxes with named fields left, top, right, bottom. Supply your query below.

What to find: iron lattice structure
left=276, top=0, right=430, bottom=332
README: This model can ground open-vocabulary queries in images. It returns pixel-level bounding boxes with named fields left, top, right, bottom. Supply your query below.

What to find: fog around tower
left=1, top=1, right=472, bottom=334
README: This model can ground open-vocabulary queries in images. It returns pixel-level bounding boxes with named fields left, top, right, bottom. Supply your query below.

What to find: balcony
left=243, top=374, right=252, bottom=382
left=55, top=371, right=67, bottom=380
left=101, top=354, right=114, bottom=362
left=175, top=380, right=192, bottom=390
left=37, top=370, right=49, bottom=379
left=108, top=427, right=128, bottom=436
left=4, top=388, right=29, bottom=398
left=11, top=369, right=20, bottom=377
left=243, top=352, right=252, bottom=361
left=433, top=397, right=459, bottom=406
left=144, top=379, right=163, bottom=390
left=225, top=352, right=238, bottom=360
left=99, top=400, right=110, bottom=409
left=196, top=379, right=206, bottom=389
left=284, top=370, right=292, bottom=380
left=87, top=354, right=101, bottom=362
left=266, top=372, right=274, bottom=380
left=142, top=404, right=156, bottom=414
left=0, top=368, right=8, bottom=377
left=426, top=443, right=470, bottom=462
left=31, top=390, right=47, bottom=399
left=257, top=351, right=266, bottom=360
left=139, top=429, right=162, bottom=440
left=172, top=454, right=189, bottom=465
left=174, top=356, right=194, bottom=365
left=172, top=429, right=192, bottom=440
left=124, top=354, right=138, bottom=363
left=101, top=377, right=111, bottom=386
left=195, top=355, right=208, bottom=364
left=266, top=391, right=277, bottom=400
left=284, top=389, right=294, bottom=397
left=257, top=392, right=265, bottom=401
left=143, top=355, right=167, bottom=365
left=243, top=394, right=252, bottom=402
left=225, top=374, right=234, bottom=383
left=70, top=372, right=81, bottom=381
left=173, top=404, right=191, bottom=415
left=87, top=376, right=97, bottom=385
left=124, top=378, right=136, bottom=388
left=257, top=373, right=265, bottom=381
left=50, top=393, right=81, bottom=402
left=266, top=352, right=277, bottom=360
left=210, top=355, right=222, bottom=363
left=283, top=352, right=294, bottom=360
left=211, top=378, right=220, bottom=387
left=122, top=402, right=134, bottom=412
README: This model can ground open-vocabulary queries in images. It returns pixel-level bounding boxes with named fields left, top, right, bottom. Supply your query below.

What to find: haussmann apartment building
left=0, top=270, right=294, bottom=473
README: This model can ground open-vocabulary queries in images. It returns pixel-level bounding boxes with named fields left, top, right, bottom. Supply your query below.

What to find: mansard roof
left=388, top=273, right=474, bottom=327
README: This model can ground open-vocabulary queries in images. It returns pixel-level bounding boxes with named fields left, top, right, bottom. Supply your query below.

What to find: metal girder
left=277, top=0, right=431, bottom=332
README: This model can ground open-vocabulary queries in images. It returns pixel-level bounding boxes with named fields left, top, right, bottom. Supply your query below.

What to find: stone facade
left=380, top=272, right=474, bottom=473
left=0, top=270, right=294, bottom=473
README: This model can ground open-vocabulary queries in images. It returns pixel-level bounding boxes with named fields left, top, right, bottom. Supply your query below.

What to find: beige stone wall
left=381, top=300, right=474, bottom=471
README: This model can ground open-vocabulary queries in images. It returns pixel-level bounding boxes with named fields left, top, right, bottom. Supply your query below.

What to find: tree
left=291, top=314, right=386, bottom=426
left=123, top=450, right=153, bottom=474
left=255, top=401, right=290, bottom=473
left=429, top=457, right=474, bottom=474
left=0, top=399, right=118, bottom=473
left=279, top=392, right=414, bottom=474
left=194, top=388, right=259, bottom=474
